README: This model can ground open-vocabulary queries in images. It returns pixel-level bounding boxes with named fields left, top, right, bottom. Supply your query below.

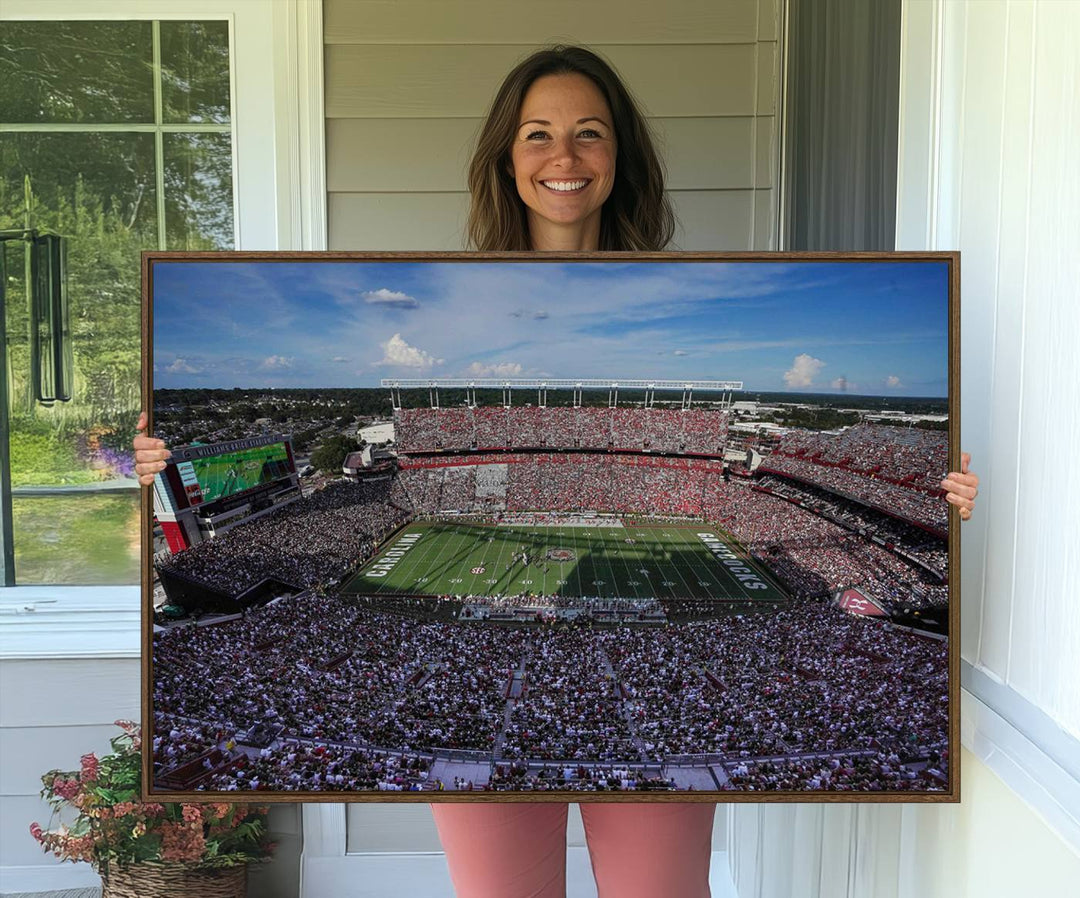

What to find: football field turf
left=341, top=519, right=788, bottom=604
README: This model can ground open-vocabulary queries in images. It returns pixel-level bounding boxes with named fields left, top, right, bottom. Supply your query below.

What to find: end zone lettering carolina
left=696, top=533, right=769, bottom=590
left=366, top=532, right=422, bottom=577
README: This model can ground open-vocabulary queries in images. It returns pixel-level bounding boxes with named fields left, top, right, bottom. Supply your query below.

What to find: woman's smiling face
left=509, top=73, right=617, bottom=249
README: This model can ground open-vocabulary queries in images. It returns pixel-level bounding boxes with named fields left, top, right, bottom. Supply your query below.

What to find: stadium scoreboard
left=153, top=435, right=300, bottom=552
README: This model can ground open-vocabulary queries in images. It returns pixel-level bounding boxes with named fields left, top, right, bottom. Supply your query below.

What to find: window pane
left=0, top=22, right=154, bottom=124
left=164, top=133, right=235, bottom=250
left=12, top=494, right=140, bottom=585
left=1, top=133, right=148, bottom=583
left=0, top=20, right=235, bottom=586
left=160, top=21, right=232, bottom=124
left=1, top=132, right=155, bottom=473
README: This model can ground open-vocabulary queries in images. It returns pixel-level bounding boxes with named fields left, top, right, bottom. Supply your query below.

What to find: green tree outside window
left=0, top=20, right=234, bottom=584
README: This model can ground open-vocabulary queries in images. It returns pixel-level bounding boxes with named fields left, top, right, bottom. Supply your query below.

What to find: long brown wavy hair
left=466, top=46, right=675, bottom=251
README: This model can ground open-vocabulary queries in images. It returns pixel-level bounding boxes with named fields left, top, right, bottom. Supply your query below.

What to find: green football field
left=341, top=519, right=788, bottom=603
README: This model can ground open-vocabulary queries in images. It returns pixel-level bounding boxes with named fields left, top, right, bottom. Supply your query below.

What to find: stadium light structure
left=382, top=377, right=744, bottom=410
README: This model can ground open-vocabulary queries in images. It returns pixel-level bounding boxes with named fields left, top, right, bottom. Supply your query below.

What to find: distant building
left=359, top=421, right=395, bottom=445
left=343, top=445, right=396, bottom=480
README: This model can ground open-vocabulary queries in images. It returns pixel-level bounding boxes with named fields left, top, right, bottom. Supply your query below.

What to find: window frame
left=0, top=0, right=325, bottom=657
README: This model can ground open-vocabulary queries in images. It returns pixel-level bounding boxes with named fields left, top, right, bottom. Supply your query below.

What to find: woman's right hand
left=133, top=411, right=171, bottom=486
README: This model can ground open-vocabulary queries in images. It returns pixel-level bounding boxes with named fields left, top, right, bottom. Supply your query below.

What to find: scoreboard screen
left=177, top=442, right=292, bottom=505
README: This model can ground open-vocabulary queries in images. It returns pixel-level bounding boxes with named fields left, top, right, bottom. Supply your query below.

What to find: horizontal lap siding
left=324, top=0, right=781, bottom=251
left=327, top=117, right=769, bottom=192
left=324, top=0, right=761, bottom=45
left=328, top=189, right=760, bottom=250
left=326, top=45, right=761, bottom=118
left=0, top=658, right=139, bottom=869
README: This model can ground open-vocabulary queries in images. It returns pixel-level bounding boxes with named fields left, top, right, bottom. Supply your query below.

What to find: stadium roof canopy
left=381, top=378, right=743, bottom=391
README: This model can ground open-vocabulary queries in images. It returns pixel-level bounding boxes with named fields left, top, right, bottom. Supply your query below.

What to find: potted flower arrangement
left=30, top=720, right=274, bottom=898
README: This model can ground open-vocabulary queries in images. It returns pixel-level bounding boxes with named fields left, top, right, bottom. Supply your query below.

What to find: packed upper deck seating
left=760, top=424, right=948, bottom=531
left=393, top=405, right=730, bottom=455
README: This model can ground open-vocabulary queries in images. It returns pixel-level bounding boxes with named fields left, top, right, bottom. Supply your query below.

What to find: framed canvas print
left=142, top=251, right=959, bottom=803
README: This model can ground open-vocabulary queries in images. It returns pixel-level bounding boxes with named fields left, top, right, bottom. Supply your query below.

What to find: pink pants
left=431, top=802, right=715, bottom=898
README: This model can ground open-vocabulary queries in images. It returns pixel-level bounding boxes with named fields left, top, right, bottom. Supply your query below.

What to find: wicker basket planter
left=101, top=862, right=247, bottom=898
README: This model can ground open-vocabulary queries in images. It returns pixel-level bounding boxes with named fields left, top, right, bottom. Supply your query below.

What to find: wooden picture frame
left=142, top=250, right=959, bottom=803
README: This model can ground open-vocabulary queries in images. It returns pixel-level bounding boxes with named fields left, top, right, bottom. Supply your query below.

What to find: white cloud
left=466, top=361, right=523, bottom=377
left=885, top=375, right=903, bottom=388
left=378, top=333, right=443, bottom=369
left=363, top=288, right=419, bottom=308
left=331, top=357, right=348, bottom=363
left=831, top=376, right=857, bottom=392
left=166, top=358, right=200, bottom=374
left=673, top=349, right=689, bottom=357
left=262, top=355, right=294, bottom=369
left=783, top=353, right=825, bottom=388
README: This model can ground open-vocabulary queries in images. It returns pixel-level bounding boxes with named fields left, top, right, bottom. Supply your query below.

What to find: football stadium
left=152, top=379, right=950, bottom=795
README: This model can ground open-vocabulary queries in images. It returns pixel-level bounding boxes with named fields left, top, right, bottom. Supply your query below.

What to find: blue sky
left=152, top=259, right=949, bottom=396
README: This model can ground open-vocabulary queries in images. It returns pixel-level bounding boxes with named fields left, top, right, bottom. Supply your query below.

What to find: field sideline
left=340, top=517, right=788, bottom=604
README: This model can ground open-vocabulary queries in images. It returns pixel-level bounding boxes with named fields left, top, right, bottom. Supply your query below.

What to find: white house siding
left=324, top=0, right=782, bottom=250
left=727, top=747, right=1080, bottom=898
left=0, top=659, right=141, bottom=883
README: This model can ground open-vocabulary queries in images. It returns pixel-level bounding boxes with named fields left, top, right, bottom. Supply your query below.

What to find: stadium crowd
left=399, top=453, right=727, bottom=517
left=151, top=410, right=954, bottom=792
left=395, top=406, right=729, bottom=454
left=399, top=456, right=946, bottom=612
left=501, top=629, right=638, bottom=762
left=153, top=593, right=947, bottom=792
left=754, top=475, right=947, bottom=579
left=155, top=480, right=411, bottom=596
left=762, top=424, right=949, bottom=531
left=773, top=423, right=947, bottom=489
left=488, top=761, right=676, bottom=792
left=721, top=749, right=946, bottom=792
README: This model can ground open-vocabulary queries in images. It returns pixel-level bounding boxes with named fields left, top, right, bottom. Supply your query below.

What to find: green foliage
left=13, top=493, right=140, bottom=585
left=761, top=406, right=861, bottom=431
left=31, top=722, right=274, bottom=874
left=8, top=428, right=95, bottom=485
left=311, top=433, right=360, bottom=473
left=1, top=22, right=233, bottom=495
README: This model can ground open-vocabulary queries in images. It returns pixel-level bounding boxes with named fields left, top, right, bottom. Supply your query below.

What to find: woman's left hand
left=941, top=451, right=979, bottom=521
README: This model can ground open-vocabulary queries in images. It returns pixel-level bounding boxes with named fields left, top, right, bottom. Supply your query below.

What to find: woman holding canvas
left=135, top=45, right=978, bottom=898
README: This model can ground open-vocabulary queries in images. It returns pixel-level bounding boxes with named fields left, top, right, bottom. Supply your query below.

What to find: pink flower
left=181, top=805, right=202, bottom=824
left=160, top=821, right=206, bottom=863
left=80, top=753, right=99, bottom=782
left=29, top=822, right=43, bottom=842
left=52, top=777, right=80, bottom=801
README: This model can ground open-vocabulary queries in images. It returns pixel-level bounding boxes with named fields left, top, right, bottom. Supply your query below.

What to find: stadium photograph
left=146, top=254, right=956, bottom=800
